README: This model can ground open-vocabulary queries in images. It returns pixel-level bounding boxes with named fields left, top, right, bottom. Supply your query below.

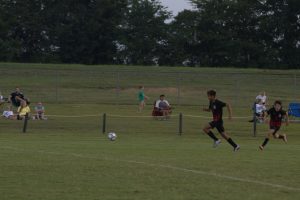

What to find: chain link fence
left=1, top=67, right=299, bottom=108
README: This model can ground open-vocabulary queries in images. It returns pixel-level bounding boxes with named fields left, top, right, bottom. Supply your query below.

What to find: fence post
left=115, top=71, right=120, bottom=105
left=179, top=113, right=183, bottom=135
left=22, top=113, right=29, bottom=133
left=102, top=113, right=106, bottom=134
left=253, top=102, right=257, bottom=137
left=294, top=74, right=297, bottom=101
left=55, top=71, right=59, bottom=103
left=177, top=72, right=182, bottom=106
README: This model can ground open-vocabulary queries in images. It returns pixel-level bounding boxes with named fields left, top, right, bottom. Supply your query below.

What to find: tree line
left=0, top=0, right=299, bottom=68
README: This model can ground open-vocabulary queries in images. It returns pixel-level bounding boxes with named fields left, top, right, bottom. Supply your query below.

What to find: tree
left=48, top=0, right=127, bottom=64
left=116, top=0, right=171, bottom=65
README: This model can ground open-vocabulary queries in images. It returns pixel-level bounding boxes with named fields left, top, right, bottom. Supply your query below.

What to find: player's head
left=207, top=90, right=216, bottom=101
left=160, top=94, right=165, bottom=100
left=274, top=100, right=282, bottom=111
left=21, top=100, right=27, bottom=107
left=15, top=87, right=20, bottom=93
left=139, top=85, right=144, bottom=90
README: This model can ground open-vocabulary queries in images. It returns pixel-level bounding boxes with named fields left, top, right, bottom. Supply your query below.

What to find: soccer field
left=0, top=64, right=300, bottom=200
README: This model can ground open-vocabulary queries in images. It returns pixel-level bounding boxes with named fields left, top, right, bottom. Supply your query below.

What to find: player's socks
left=227, top=138, right=237, bottom=148
left=279, top=134, right=287, bottom=143
left=207, top=131, right=218, bottom=141
left=278, top=135, right=284, bottom=140
left=262, top=138, right=269, bottom=147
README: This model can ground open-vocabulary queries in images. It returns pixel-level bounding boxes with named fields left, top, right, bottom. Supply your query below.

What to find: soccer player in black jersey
left=203, top=90, right=240, bottom=151
left=259, top=100, right=289, bottom=150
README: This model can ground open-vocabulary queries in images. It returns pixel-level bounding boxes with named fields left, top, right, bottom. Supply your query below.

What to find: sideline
left=1, top=146, right=300, bottom=192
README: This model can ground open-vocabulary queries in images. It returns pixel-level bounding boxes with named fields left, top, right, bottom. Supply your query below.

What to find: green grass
left=1, top=62, right=300, bottom=106
left=0, top=63, right=300, bottom=200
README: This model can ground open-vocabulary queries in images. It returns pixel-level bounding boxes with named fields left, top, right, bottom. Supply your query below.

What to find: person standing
left=9, top=87, right=25, bottom=108
left=138, top=86, right=149, bottom=112
left=256, top=91, right=267, bottom=105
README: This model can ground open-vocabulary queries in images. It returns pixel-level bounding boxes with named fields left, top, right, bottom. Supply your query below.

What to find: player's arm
left=226, top=103, right=232, bottom=120
left=285, top=113, right=289, bottom=126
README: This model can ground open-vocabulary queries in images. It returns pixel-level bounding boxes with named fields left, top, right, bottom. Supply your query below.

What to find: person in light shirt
left=256, top=91, right=267, bottom=105
left=2, top=106, right=14, bottom=120
left=33, top=102, right=47, bottom=120
left=155, top=94, right=171, bottom=118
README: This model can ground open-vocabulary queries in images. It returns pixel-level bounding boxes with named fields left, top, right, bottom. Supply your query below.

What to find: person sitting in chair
left=2, top=106, right=14, bottom=120
left=16, top=100, right=31, bottom=120
left=33, top=102, right=47, bottom=120
left=154, top=94, right=172, bottom=119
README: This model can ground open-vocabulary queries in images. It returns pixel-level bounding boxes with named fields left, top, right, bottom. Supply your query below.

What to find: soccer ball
left=108, top=132, right=117, bottom=141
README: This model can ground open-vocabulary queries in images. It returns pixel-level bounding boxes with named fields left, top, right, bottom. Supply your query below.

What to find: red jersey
left=209, top=99, right=226, bottom=122
left=267, top=107, right=286, bottom=127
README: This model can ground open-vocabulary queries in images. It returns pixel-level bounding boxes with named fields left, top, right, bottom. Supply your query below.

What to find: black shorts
left=270, top=126, right=281, bottom=135
left=209, top=120, right=225, bottom=133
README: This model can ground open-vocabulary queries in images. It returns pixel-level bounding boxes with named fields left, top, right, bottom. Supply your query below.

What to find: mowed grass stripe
left=1, top=146, right=300, bottom=192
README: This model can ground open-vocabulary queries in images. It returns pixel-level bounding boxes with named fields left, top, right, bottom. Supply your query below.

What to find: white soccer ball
left=108, top=132, right=117, bottom=141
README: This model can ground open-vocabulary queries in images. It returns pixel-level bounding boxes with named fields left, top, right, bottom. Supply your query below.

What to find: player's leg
left=138, top=100, right=144, bottom=112
left=219, top=129, right=240, bottom=151
left=273, top=128, right=287, bottom=143
left=203, top=122, right=221, bottom=147
left=259, top=129, right=275, bottom=150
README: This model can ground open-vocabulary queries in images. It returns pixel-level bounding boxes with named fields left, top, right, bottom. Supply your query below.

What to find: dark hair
left=274, top=100, right=282, bottom=106
left=160, top=94, right=165, bottom=98
left=207, top=90, right=216, bottom=97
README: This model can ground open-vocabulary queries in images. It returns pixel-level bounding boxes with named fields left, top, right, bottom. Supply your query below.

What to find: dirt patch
left=123, top=87, right=178, bottom=95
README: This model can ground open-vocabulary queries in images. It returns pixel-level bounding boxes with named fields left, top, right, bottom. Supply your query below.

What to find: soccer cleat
left=213, top=139, right=221, bottom=148
left=234, top=145, right=240, bottom=152
left=259, top=145, right=264, bottom=150
left=282, top=134, right=288, bottom=143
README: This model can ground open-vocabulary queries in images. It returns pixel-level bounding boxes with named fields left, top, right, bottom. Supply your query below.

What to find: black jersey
left=209, top=99, right=226, bottom=122
left=10, top=92, right=24, bottom=107
left=267, top=107, right=286, bottom=127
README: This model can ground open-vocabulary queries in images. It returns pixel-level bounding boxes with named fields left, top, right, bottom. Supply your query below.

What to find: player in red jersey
left=259, top=100, right=289, bottom=150
left=203, top=90, right=240, bottom=151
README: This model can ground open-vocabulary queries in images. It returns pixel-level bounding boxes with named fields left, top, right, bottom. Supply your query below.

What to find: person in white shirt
left=249, top=99, right=267, bottom=123
left=256, top=91, right=267, bottom=105
left=2, top=106, right=14, bottom=119
left=155, top=94, right=171, bottom=118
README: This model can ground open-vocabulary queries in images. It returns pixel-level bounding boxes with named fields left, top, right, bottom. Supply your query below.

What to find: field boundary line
left=43, top=113, right=251, bottom=119
left=2, top=146, right=300, bottom=192
left=184, top=114, right=252, bottom=119
left=45, top=114, right=101, bottom=118
left=108, top=114, right=179, bottom=118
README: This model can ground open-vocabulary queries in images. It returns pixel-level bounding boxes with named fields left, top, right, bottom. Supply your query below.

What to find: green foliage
left=0, top=0, right=299, bottom=68
left=117, top=0, right=171, bottom=65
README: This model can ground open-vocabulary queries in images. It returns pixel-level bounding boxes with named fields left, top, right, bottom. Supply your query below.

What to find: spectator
left=33, top=102, right=47, bottom=120
left=154, top=94, right=172, bottom=119
left=0, top=92, right=4, bottom=106
left=138, top=86, right=149, bottom=112
left=16, top=100, right=30, bottom=120
left=256, top=91, right=267, bottom=105
left=2, top=106, right=14, bottom=119
left=249, top=99, right=267, bottom=123
left=10, top=87, right=25, bottom=108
